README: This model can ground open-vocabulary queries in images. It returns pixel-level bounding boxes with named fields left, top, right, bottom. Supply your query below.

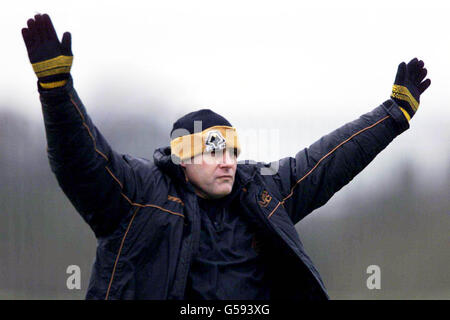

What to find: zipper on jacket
left=173, top=192, right=201, bottom=299
left=251, top=186, right=329, bottom=298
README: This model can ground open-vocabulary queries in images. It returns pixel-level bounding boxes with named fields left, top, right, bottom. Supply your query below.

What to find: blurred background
left=0, top=0, right=448, bottom=299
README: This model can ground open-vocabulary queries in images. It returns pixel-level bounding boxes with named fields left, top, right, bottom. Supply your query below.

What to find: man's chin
left=209, top=185, right=233, bottom=199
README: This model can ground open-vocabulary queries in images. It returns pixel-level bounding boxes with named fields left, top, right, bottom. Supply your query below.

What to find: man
left=22, top=14, right=430, bottom=300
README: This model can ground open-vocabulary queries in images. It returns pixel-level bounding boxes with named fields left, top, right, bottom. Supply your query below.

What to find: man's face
left=181, top=148, right=237, bottom=199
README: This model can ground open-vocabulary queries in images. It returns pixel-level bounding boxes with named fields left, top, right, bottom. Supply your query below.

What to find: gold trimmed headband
left=170, top=125, right=241, bottom=162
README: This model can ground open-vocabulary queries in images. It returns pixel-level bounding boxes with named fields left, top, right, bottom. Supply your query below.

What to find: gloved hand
left=391, top=58, right=431, bottom=121
left=22, top=14, right=73, bottom=89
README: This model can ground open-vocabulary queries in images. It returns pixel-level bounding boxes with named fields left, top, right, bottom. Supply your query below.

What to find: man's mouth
left=217, top=175, right=233, bottom=179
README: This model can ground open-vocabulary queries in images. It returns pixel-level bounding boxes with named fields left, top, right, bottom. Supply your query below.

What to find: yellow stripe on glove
left=39, top=79, right=68, bottom=89
left=391, top=85, right=419, bottom=113
left=32, top=55, right=73, bottom=76
left=32, top=55, right=73, bottom=89
left=398, top=107, right=411, bottom=122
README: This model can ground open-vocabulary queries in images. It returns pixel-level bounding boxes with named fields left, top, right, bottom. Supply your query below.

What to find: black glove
left=22, top=14, right=73, bottom=89
left=391, top=58, right=431, bottom=121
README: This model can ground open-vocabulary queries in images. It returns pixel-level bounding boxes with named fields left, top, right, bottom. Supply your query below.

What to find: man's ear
left=180, top=156, right=196, bottom=167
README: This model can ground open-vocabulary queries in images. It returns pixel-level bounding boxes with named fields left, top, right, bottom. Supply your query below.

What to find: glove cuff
left=391, top=85, right=419, bottom=121
left=391, top=85, right=419, bottom=112
left=32, top=55, right=73, bottom=89
left=398, top=106, right=411, bottom=121
left=40, top=79, right=68, bottom=89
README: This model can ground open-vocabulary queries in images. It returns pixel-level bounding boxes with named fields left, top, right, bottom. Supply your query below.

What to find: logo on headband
left=205, top=130, right=226, bottom=152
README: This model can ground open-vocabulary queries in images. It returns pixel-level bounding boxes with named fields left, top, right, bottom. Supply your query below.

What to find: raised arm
left=273, top=59, right=431, bottom=225
left=22, top=14, right=140, bottom=237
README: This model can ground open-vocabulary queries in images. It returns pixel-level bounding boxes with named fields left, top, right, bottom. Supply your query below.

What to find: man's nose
left=218, top=149, right=235, bottom=166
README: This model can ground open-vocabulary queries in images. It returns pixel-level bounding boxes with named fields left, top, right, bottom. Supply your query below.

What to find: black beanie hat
left=170, top=109, right=232, bottom=137
left=170, top=109, right=241, bottom=161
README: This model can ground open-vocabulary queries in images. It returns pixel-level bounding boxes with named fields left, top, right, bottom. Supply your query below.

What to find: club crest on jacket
left=258, top=190, right=272, bottom=207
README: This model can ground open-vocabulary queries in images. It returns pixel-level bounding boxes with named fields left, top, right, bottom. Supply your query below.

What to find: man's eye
left=228, top=148, right=237, bottom=158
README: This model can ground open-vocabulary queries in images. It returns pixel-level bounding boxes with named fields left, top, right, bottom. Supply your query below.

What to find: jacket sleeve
left=39, top=77, right=138, bottom=237
left=274, top=99, right=410, bottom=225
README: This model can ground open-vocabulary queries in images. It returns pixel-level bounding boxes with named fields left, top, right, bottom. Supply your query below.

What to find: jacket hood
left=153, top=146, right=188, bottom=185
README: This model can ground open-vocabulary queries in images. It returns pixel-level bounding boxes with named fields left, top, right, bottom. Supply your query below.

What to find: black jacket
left=39, top=77, right=409, bottom=300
